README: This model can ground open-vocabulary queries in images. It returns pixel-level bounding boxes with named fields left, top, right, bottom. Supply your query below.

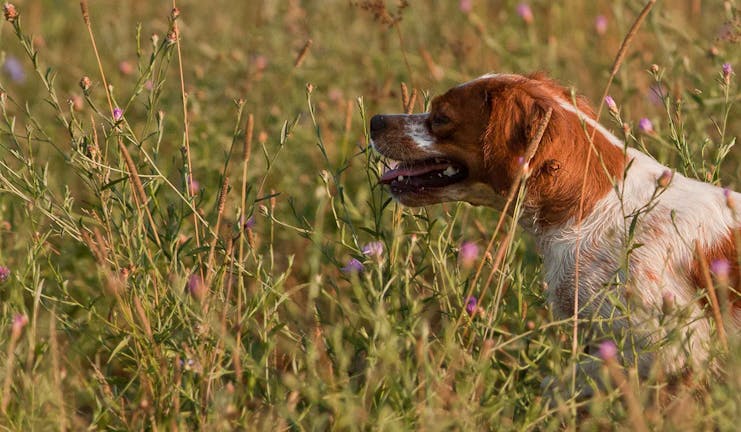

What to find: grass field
left=0, top=0, right=739, bottom=430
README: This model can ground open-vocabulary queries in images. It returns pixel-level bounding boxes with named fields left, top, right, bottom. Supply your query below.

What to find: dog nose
left=370, top=115, right=386, bottom=133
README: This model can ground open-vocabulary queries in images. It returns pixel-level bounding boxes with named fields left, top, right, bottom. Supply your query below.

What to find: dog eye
left=431, top=113, right=451, bottom=126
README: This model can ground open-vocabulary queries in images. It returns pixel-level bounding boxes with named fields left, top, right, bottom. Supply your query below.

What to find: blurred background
left=0, top=1, right=739, bottom=429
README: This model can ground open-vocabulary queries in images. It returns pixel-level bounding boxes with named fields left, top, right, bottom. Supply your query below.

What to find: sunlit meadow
left=0, top=0, right=739, bottom=430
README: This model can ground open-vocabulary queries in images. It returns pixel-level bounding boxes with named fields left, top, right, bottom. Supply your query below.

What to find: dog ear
left=522, top=99, right=555, bottom=151
left=482, top=84, right=557, bottom=193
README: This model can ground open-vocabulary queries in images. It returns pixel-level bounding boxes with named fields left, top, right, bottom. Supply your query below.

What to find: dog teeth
left=442, top=166, right=459, bottom=176
left=397, top=175, right=404, bottom=181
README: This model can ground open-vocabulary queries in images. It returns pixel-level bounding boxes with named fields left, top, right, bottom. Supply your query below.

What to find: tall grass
left=0, top=0, right=738, bottom=429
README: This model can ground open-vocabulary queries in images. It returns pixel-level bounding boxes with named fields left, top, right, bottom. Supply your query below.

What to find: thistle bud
left=166, top=28, right=178, bottom=45
left=722, top=63, right=733, bottom=84
left=661, top=291, right=675, bottom=315
left=79, top=76, right=92, bottom=92
left=724, top=188, right=735, bottom=210
left=3, top=3, right=18, bottom=22
left=657, top=170, right=672, bottom=188
left=604, top=95, right=618, bottom=114
left=11, top=314, right=28, bottom=339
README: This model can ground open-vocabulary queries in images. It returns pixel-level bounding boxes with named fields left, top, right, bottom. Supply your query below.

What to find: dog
left=369, top=72, right=739, bottom=390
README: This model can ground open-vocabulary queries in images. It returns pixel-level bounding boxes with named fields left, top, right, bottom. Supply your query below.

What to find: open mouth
left=379, top=158, right=468, bottom=193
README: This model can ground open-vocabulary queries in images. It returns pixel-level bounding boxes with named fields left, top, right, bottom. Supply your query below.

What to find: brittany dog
left=369, top=73, right=739, bottom=392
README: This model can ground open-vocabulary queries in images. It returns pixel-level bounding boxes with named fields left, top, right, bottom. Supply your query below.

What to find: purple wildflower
left=648, top=84, right=665, bottom=106
left=0, top=265, right=9, bottom=283
left=241, top=215, right=256, bottom=230
left=3, top=55, right=25, bottom=83
left=11, top=314, right=28, bottom=338
left=595, top=15, right=608, bottom=35
left=638, top=118, right=654, bottom=134
left=187, top=175, right=200, bottom=195
left=710, top=258, right=731, bottom=282
left=459, top=0, right=472, bottom=13
left=516, top=3, right=533, bottom=24
left=722, top=63, right=733, bottom=83
left=113, top=107, right=123, bottom=121
left=598, top=340, right=618, bottom=361
left=342, top=258, right=364, bottom=274
left=466, top=296, right=478, bottom=315
left=604, top=95, right=618, bottom=114
left=362, top=241, right=384, bottom=258
left=459, top=241, right=480, bottom=268
left=187, top=273, right=207, bottom=301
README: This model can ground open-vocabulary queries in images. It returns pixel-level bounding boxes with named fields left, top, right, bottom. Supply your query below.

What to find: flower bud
left=3, top=3, right=18, bottom=22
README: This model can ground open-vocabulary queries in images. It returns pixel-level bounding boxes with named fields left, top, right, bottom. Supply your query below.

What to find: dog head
left=369, top=73, right=624, bottom=227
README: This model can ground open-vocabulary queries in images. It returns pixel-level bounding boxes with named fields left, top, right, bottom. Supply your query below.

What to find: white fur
left=537, top=98, right=739, bottom=375
left=405, top=116, right=439, bottom=151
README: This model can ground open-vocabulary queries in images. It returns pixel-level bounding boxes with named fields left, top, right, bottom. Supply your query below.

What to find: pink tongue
left=380, top=162, right=451, bottom=183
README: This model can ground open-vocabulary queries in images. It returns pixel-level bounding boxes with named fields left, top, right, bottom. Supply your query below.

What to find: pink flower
left=113, top=107, right=123, bottom=121
left=648, top=84, right=665, bottom=106
left=723, top=63, right=733, bottom=83
left=466, top=296, right=478, bottom=315
left=187, top=175, right=200, bottom=195
left=241, top=215, right=256, bottom=230
left=459, top=0, right=473, bottom=13
left=598, top=340, right=618, bottom=361
left=710, top=258, right=731, bottom=283
left=459, top=241, right=480, bottom=268
left=118, top=60, right=134, bottom=76
left=342, top=258, right=364, bottom=274
left=0, top=265, right=9, bottom=283
left=11, top=314, right=28, bottom=338
left=604, top=95, right=618, bottom=114
left=187, top=273, right=207, bottom=301
left=362, top=241, right=384, bottom=258
left=595, top=15, right=608, bottom=35
left=254, top=55, right=268, bottom=71
left=638, top=118, right=654, bottom=134
left=516, top=3, right=533, bottom=24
